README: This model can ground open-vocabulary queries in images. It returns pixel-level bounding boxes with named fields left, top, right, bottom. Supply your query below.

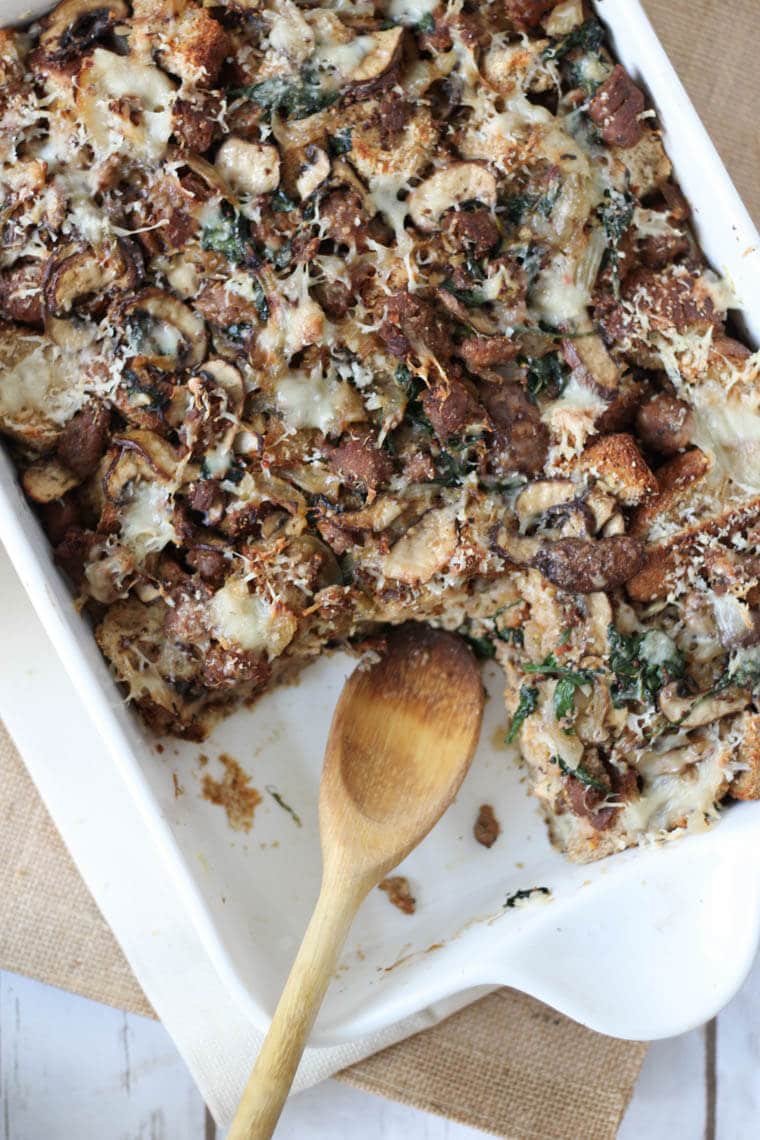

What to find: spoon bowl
left=322, top=623, right=485, bottom=873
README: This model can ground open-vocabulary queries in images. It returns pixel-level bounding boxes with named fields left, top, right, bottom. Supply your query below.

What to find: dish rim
left=1, top=0, right=760, bottom=1043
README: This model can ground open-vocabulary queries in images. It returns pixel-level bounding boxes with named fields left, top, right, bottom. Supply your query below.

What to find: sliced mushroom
left=337, top=494, right=409, bottom=533
left=346, top=26, right=404, bottom=96
left=296, top=145, right=331, bottom=200
left=286, top=534, right=343, bottom=589
left=22, top=458, right=81, bottom=503
left=43, top=240, right=143, bottom=318
left=38, top=0, right=128, bottom=61
left=551, top=502, right=595, bottom=539
left=196, top=359, right=245, bottom=417
left=115, top=289, right=207, bottom=371
left=46, top=314, right=98, bottom=351
left=602, top=512, right=626, bottom=536
left=170, top=149, right=230, bottom=199
left=383, top=506, right=458, bottom=584
left=515, top=479, right=576, bottom=532
left=561, top=334, right=621, bottom=397
left=215, top=138, right=281, bottom=199
left=658, top=683, right=749, bottom=729
left=408, top=163, right=498, bottom=233
left=584, top=488, right=617, bottom=533
left=533, top=535, right=645, bottom=594
left=103, top=430, right=181, bottom=502
left=435, top=286, right=499, bottom=336
left=543, top=0, right=586, bottom=35
left=490, top=524, right=541, bottom=566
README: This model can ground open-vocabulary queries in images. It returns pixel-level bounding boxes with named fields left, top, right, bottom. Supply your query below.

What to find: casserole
left=1, top=0, right=760, bottom=1042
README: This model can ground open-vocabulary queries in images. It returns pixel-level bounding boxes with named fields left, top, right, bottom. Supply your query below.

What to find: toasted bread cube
left=582, top=433, right=657, bottom=506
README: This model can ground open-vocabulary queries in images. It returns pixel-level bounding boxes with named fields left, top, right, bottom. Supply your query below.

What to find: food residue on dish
left=201, top=752, right=261, bottom=832
left=504, top=887, right=552, bottom=910
left=474, top=803, right=501, bottom=848
left=265, top=785, right=302, bottom=827
left=379, top=876, right=416, bottom=915
left=172, top=772, right=184, bottom=798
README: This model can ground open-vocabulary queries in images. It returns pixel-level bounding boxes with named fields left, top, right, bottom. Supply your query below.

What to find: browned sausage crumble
left=474, top=803, right=501, bottom=848
left=2, top=1, right=760, bottom=862
left=379, top=875, right=416, bottom=915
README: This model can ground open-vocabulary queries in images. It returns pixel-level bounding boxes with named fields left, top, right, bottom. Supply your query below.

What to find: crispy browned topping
left=2, top=0, right=759, bottom=863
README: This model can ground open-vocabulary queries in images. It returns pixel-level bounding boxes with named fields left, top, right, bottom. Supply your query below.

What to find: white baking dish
left=1, top=0, right=760, bottom=1044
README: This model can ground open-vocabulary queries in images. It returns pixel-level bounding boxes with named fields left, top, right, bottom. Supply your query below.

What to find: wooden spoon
left=228, top=622, right=485, bottom=1140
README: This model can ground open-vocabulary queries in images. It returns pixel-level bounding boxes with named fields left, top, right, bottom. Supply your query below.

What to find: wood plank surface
left=4, top=955, right=760, bottom=1139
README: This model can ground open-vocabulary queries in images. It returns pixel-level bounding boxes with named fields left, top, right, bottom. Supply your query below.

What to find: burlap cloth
left=1, top=3, right=757, bottom=1136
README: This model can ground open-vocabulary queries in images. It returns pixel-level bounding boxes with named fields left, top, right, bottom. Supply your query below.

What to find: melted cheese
left=530, top=252, right=591, bottom=327
left=276, top=369, right=364, bottom=435
left=120, top=483, right=177, bottom=563
left=0, top=338, right=90, bottom=433
left=386, top=0, right=439, bottom=22
left=78, top=50, right=175, bottom=160
left=210, top=578, right=296, bottom=658
left=620, top=746, right=726, bottom=838
left=692, top=401, right=760, bottom=493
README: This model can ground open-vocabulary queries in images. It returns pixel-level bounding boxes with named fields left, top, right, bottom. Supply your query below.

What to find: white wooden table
left=2, top=959, right=758, bottom=1140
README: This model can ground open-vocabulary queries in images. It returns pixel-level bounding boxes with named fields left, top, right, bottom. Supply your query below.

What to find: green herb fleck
left=416, top=11, right=436, bottom=34
left=542, top=18, right=605, bottom=62
left=433, top=451, right=468, bottom=486
left=498, top=627, right=524, bottom=648
left=599, top=189, right=635, bottom=247
left=328, top=127, right=353, bottom=156
left=706, top=649, right=760, bottom=698
left=270, top=187, right=297, bottom=213
left=522, top=654, right=594, bottom=721
left=525, top=352, right=568, bottom=402
left=265, top=241, right=293, bottom=271
left=523, top=654, right=593, bottom=682
left=396, top=363, right=420, bottom=397
left=550, top=755, right=609, bottom=792
left=238, top=76, right=339, bottom=121
left=201, top=204, right=249, bottom=264
left=266, top=785, right=302, bottom=827
left=442, top=278, right=487, bottom=308
left=461, top=632, right=496, bottom=660
left=250, top=276, right=270, bottom=323
left=553, top=675, right=585, bottom=721
left=608, top=626, right=685, bottom=707
left=536, top=177, right=562, bottom=219
left=504, top=192, right=536, bottom=226
left=506, top=685, right=539, bottom=744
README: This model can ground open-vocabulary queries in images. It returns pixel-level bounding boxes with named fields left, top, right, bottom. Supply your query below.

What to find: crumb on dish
left=379, top=875, right=416, bottom=915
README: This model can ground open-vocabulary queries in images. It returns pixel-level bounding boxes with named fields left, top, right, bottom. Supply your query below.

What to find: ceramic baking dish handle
left=473, top=819, right=760, bottom=1040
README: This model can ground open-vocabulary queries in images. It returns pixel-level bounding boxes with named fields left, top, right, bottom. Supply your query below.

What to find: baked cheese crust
left=2, top=0, right=760, bottom=860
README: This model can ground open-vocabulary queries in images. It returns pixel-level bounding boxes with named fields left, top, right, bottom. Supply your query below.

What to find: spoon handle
left=228, top=874, right=367, bottom=1140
